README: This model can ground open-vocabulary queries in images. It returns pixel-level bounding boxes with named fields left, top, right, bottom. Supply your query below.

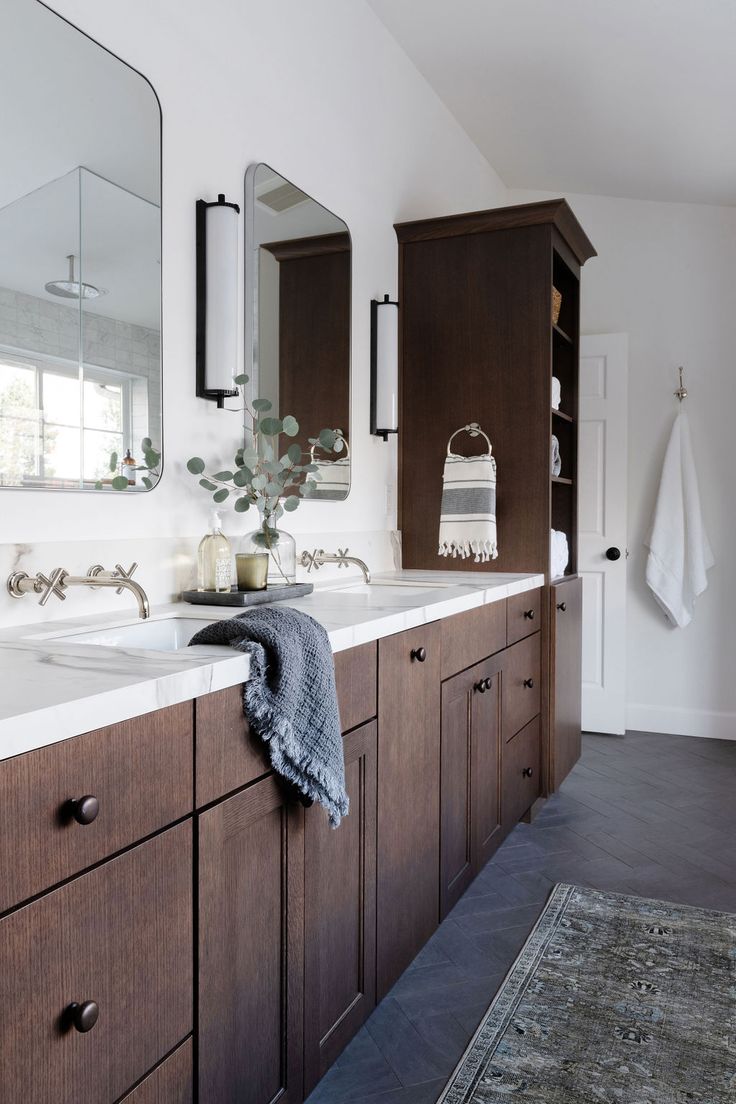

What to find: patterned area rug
left=438, top=883, right=736, bottom=1103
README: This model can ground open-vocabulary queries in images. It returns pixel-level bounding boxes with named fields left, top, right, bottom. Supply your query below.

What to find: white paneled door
left=578, top=334, right=628, bottom=734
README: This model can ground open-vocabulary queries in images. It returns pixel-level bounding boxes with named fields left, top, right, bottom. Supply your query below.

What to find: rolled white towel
left=551, top=434, right=561, bottom=476
left=551, top=376, right=562, bottom=411
left=550, top=529, right=569, bottom=579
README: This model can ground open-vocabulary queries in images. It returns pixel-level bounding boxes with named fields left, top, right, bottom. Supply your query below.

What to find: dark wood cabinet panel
left=195, top=685, right=270, bottom=808
left=119, top=1039, right=192, bottom=1104
left=502, top=716, right=541, bottom=829
left=304, top=722, right=377, bottom=1093
left=334, top=642, right=377, bottom=733
left=377, top=623, right=441, bottom=998
left=0, top=703, right=192, bottom=914
left=502, top=632, right=542, bottom=742
left=506, top=589, right=542, bottom=647
left=0, top=823, right=192, bottom=1104
left=198, top=774, right=304, bottom=1104
left=440, top=601, right=507, bottom=679
left=550, top=577, right=583, bottom=789
left=440, top=659, right=502, bottom=919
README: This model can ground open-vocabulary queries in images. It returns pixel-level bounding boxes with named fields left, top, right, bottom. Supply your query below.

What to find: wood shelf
left=551, top=476, right=574, bottom=485
left=552, top=408, right=574, bottom=423
left=553, top=323, right=573, bottom=344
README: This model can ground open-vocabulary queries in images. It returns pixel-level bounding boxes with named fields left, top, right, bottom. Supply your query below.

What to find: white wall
left=0, top=0, right=506, bottom=623
left=513, top=188, right=736, bottom=740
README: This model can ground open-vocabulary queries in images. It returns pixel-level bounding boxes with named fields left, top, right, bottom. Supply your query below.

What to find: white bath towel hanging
left=438, top=424, right=498, bottom=563
left=645, top=408, right=713, bottom=628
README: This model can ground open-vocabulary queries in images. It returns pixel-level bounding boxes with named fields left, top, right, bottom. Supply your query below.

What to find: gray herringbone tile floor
left=305, top=730, right=736, bottom=1104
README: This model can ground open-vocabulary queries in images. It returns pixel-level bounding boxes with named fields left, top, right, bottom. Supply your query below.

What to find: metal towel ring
left=446, top=422, right=492, bottom=458
left=310, top=430, right=350, bottom=462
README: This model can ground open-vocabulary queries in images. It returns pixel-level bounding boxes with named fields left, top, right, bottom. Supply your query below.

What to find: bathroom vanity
left=0, top=572, right=551, bottom=1103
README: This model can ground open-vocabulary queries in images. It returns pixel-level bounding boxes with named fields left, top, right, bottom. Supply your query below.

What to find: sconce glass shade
left=196, top=194, right=240, bottom=407
left=370, top=294, right=399, bottom=439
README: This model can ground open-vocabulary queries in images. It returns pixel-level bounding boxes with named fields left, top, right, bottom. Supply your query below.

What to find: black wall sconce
left=196, top=193, right=240, bottom=408
left=370, top=293, right=399, bottom=440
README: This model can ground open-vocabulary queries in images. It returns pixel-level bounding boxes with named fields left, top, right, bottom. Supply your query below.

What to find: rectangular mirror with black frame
left=0, top=0, right=162, bottom=492
left=245, top=163, right=351, bottom=501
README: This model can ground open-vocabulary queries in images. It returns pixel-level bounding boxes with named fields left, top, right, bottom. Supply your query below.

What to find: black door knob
left=410, top=647, right=427, bottom=663
left=484, top=677, right=492, bottom=691
left=68, top=1001, right=99, bottom=1033
left=69, top=795, right=99, bottom=825
left=606, top=547, right=621, bottom=561
left=475, top=676, right=493, bottom=694
left=523, top=678, right=534, bottom=689
left=557, top=602, right=566, bottom=612
left=522, top=767, right=534, bottom=778
left=523, top=609, right=535, bottom=620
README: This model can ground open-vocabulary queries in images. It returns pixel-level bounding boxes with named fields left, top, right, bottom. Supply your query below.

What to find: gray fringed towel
left=189, top=606, right=348, bottom=826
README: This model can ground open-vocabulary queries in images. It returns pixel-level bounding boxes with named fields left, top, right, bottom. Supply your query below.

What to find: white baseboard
left=626, top=703, right=736, bottom=742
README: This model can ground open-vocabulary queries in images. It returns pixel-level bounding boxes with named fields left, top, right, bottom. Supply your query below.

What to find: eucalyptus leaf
left=234, top=373, right=249, bottom=386
left=142, top=476, right=153, bottom=490
left=234, top=497, right=251, bottom=513
left=109, top=451, right=118, bottom=473
left=141, top=437, right=152, bottom=450
left=283, top=495, right=300, bottom=512
left=265, top=481, right=281, bottom=496
left=111, top=475, right=130, bottom=491
left=282, top=414, right=299, bottom=437
left=318, top=428, right=337, bottom=449
left=94, top=480, right=103, bottom=490
left=232, top=468, right=250, bottom=488
left=259, top=417, right=283, bottom=436
left=143, top=449, right=160, bottom=469
left=212, top=488, right=230, bottom=504
left=287, top=443, right=302, bottom=464
left=333, top=438, right=344, bottom=453
left=252, top=398, right=272, bottom=412
left=252, top=474, right=267, bottom=490
left=213, top=470, right=234, bottom=482
left=199, top=478, right=217, bottom=491
left=187, top=457, right=205, bottom=475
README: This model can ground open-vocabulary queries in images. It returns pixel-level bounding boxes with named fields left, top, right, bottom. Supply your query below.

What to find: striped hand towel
left=438, top=452, right=498, bottom=563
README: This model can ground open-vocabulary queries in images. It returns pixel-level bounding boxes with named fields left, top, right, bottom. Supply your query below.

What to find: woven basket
left=552, top=286, right=562, bottom=326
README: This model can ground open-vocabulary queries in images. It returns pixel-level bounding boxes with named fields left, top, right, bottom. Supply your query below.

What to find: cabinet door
left=440, top=660, right=501, bottom=919
left=198, top=775, right=304, bottom=1104
left=550, top=576, right=583, bottom=789
left=377, top=623, right=441, bottom=998
left=304, top=721, right=377, bottom=1093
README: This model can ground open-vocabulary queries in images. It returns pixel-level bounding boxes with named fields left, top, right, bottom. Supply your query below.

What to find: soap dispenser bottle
left=197, top=511, right=233, bottom=593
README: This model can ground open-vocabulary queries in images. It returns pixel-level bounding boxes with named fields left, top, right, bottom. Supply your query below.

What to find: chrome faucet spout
left=6, top=562, right=150, bottom=619
left=299, top=548, right=371, bottom=584
left=62, top=572, right=151, bottom=620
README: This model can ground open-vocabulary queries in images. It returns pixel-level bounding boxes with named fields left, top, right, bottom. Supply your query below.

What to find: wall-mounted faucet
left=7, top=563, right=150, bottom=620
left=300, top=548, right=371, bottom=584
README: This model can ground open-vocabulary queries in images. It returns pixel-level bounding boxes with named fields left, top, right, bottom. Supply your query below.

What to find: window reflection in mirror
left=0, top=0, right=161, bottom=491
left=245, top=164, right=351, bottom=501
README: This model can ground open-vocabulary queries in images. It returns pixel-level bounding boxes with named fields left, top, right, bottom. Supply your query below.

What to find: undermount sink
left=33, top=616, right=222, bottom=652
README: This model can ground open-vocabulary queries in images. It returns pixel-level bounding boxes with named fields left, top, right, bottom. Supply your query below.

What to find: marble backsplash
left=0, top=528, right=400, bottom=627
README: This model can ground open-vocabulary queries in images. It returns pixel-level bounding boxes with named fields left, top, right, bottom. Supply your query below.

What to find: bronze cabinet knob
left=522, top=767, right=534, bottom=778
left=523, top=678, right=534, bottom=689
left=68, top=1001, right=99, bottom=1033
left=70, top=795, right=99, bottom=825
left=523, top=609, right=535, bottom=620
left=410, top=647, right=427, bottom=663
left=557, top=601, right=567, bottom=612
left=474, top=680, right=487, bottom=694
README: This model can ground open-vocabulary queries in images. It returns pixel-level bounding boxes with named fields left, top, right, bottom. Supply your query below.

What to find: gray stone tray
left=182, top=582, right=314, bottom=606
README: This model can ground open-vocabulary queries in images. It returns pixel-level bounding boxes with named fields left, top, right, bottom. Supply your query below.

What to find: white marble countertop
left=0, top=570, right=543, bottom=762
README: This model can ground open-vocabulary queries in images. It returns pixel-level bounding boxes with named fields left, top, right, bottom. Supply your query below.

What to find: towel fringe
left=438, top=538, right=498, bottom=564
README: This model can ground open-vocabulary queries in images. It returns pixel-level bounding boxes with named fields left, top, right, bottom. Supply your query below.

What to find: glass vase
left=240, top=524, right=296, bottom=587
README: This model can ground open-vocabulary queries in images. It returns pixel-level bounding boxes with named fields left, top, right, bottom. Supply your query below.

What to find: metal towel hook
left=674, top=366, right=688, bottom=403
left=446, top=422, right=493, bottom=457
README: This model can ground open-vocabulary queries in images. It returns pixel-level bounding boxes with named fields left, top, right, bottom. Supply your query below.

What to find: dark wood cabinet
left=503, top=716, right=542, bottom=830
left=119, top=1040, right=192, bottom=1104
left=304, top=721, right=377, bottom=1093
left=550, top=577, right=583, bottom=789
left=376, top=623, right=441, bottom=997
left=198, top=774, right=304, bottom=1104
left=440, top=658, right=502, bottom=918
left=396, top=200, right=595, bottom=796
left=0, top=824, right=192, bottom=1104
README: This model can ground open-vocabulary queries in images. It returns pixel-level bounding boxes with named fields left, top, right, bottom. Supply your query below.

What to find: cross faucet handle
left=37, top=567, right=67, bottom=606
left=113, top=563, right=138, bottom=596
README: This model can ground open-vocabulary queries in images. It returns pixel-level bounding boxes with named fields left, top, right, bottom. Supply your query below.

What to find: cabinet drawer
left=440, top=601, right=506, bottom=679
left=502, top=632, right=541, bottom=741
left=0, top=703, right=192, bottom=913
left=0, top=823, right=193, bottom=1104
left=502, top=716, right=541, bottom=828
left=506, top=588, right=542, bottom=646
left=196, top=686, right=270, bottom=807
left=120, top=1039, right=192, bottom=1103
left=334, top=642, right=377, bottom=733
